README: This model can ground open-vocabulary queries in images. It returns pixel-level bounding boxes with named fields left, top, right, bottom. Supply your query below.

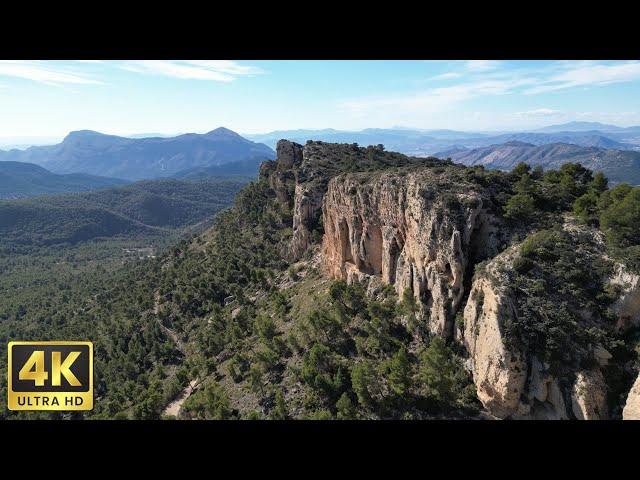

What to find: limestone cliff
left=623, top=374, right=640, bottom=420
left=259, top=139, right=639, bottom=420
left=321, top=170, right=504, bottom=338
left=610, top=263, right=640, bottom=332
left=462, top=267, right=527, bottom=417
left=262, top=139, right=450, bottom=260
left=462, top=228, right=614, bottom=419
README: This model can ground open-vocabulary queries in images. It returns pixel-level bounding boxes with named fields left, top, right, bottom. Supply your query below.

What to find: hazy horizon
left=0, top=120, right=637, bottom=151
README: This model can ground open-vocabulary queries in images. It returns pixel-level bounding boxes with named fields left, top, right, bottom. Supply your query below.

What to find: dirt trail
left=163, top=379, right=199, bottom=418
left=154, top=290, right=199, bottom=418
left=153, top=291, right=186, bottom=354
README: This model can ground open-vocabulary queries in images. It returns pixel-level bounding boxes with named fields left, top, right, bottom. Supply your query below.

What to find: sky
left=1, top=60, right=640, bottom=141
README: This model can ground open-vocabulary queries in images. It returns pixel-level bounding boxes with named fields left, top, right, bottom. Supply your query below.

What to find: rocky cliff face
left=260, top=140, right=323, bottom=258
left=462, top=267, right=528, bottom=417
left=462, top=231, right=616, bottom=419
left=610, top=264, right=640, bottom=332
left=623, top=374, right=640, bottom=420
left=262, top=139, right=450, bottom=261
left=321, top=170, right=504, bottom=338
left=261, top=139, right=639, bottom=420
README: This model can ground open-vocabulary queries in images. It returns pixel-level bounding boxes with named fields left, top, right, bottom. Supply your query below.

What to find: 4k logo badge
left=7, top=341, right=93, bottom=411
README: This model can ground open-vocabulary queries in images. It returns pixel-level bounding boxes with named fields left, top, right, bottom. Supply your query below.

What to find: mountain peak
left=204, top=127, right=241, bottom=139
left=64, top=130, right=106, bottom=140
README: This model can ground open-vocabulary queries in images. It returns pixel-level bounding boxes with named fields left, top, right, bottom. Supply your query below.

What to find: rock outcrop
left=263, top=139, right=451, bottom=261
left=462, top=238, right=612, bottom=419
left=321, top=170, right=504, bottom=338
left=623, top=374, right=640, bottom=420
left=260, top=140, right=324, bottom=258
left=462, top=272, right=527, bottom=417
left=610, top=263, right=640, bottom=332
left=260, top=139, right=640, bottom=420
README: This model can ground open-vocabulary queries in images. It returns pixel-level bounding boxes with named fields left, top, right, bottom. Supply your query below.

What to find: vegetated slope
left=1, top=140, right=639, bottom=421
left=0, top=161, right=127, bottom=199
left=0, top=128, right=275, bottom=180
left=440, top=142, right=640, bottom=185
left=0, top=178, right=247, bottom=249
left=151, top=142, right=640, bottom=420
left=171, top=156, right=264, bottom=180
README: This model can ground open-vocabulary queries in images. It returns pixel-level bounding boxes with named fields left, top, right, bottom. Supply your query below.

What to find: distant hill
left=0, top=161, right=127, bottom=199
left=245, top=128, right=488, bottom=148
left=0, top=177, right=248, bottom=248
left=245, top=126, right=640, bottom=157
left=465, top=132, right=636, bottom=150
left=246, top=128, right=439, bottom=151
left=172, top=156, right=264, bottom=180
left=535, top=121, right=627, bottom=133
left=0, top=127, right=275, bottom=181
left=438, top=142, right=640, bottom=185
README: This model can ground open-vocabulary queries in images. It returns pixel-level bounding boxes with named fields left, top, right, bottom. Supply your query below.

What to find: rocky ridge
left=261, top=140, right=640, bottom=420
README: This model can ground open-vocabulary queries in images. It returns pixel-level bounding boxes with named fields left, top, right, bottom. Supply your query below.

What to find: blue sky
left=1, top=60, right=640, bottom=140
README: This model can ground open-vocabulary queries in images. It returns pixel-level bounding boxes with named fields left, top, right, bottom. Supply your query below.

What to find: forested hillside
left=441, top=142, right=640, bottom=186
left=0, top=161, right=127, bottom=199
left=0, top=178, right=246, bottom=250
left=1, top=142, right=639, bottom=420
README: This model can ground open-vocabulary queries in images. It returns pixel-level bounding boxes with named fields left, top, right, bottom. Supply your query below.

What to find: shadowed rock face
left=260, top=140, right=328, bottom=259
left=321, top=170, right=503, bottom=338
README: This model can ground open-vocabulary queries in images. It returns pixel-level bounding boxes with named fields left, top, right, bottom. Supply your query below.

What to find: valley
left=0, top=161, right=127, bottom=199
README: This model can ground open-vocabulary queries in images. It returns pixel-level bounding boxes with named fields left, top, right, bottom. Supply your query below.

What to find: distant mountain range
left=533, top=121, right=631, bottom=133
left=0, top=161, right=127, bottom=199
left=437, top=141, right=640, bottom=185
left=0, top=127, right=275, bottom=181
left=245, top=122, right=640, bottom=157
left=4, top=122, right=640, bottom=193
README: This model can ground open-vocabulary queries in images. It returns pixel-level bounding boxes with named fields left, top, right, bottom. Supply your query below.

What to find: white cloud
left=465, top=60, right=502, bottom=72
left=181, top=60, right=263, bottom=75
left=429, top=72, right=463, bottom=81
left=341, top=77, right=536, bottom=116
left=341, top=61, right=640, bottom=126
left=120, top=60, right=263, bottom=82
left=524, top=61, right=640, bottom=94
left=516, top=108, right=561, bottom=117
left=0, top=61, right=103, bottom=86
